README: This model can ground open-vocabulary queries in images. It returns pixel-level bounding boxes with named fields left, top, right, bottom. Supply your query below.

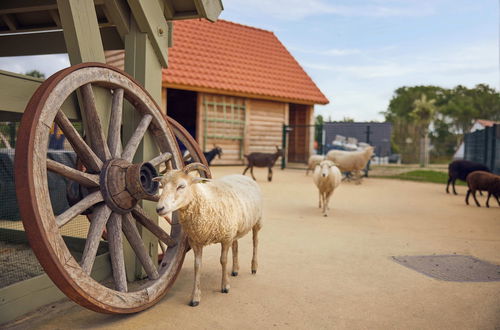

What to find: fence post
left=491, top=124, right=497, bottom=172
left=281, top=124, right=287, bottom=169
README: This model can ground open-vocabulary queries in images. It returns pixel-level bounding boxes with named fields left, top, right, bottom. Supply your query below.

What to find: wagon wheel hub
left=100, top=159, right=159, bottom=214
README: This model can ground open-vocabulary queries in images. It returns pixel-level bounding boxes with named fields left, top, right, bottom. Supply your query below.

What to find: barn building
left=106, top=19, right=328, bottom=164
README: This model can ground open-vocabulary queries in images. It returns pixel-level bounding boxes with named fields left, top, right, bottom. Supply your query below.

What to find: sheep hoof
left=189, top=301, right=199, bottom=307
left=231, top=271, right=238, bottom=276
left=252, top=270, right=257, bottom=274
left=323, top=214, right=327, bottom=217
left=221, top=288, right=229, bottom=293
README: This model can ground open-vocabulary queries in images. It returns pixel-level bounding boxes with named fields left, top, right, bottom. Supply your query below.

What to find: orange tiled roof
left=163, top=19, right=329, bottom=105
left=476, top=119, right=500, bottom=127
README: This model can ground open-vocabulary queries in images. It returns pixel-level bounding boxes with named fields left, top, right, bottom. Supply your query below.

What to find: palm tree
left=411, top=94, right=436, bottom=167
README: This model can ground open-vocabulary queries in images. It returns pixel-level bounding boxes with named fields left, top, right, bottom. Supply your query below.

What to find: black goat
left=203, top=146, right=223, bottom=165
left=183, top=146, right=223, bottom=166
left=243, top=146, right=283, bottom=182
left=446, top=160, right=490, bottom=195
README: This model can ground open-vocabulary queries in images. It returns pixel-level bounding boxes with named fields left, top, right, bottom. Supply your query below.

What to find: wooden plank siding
left=198, top=93, right=246, bottom=165
left=196, top=93, right=289, bottom=165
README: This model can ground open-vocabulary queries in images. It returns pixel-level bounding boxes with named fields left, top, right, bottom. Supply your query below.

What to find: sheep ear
left=152, top=176, right=163, bottom=182
left=192, top=177, right=212, bottom=184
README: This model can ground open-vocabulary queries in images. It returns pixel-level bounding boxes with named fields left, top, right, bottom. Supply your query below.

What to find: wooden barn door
left=201, top=94, right=246, bottom=164
left=288, top=104, right=311, bottom=163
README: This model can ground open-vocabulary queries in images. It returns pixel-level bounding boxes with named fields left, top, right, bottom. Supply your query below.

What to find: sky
left=0, top=0, right=498, bottom=122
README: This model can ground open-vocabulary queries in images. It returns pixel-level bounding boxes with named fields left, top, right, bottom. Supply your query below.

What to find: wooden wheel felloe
left=14, top=63, right=209, bottom=314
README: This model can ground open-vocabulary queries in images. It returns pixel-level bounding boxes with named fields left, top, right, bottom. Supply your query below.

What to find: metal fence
left=464, top=124, right=500, bottom=174
left=0, top=121, right=101, bottom=289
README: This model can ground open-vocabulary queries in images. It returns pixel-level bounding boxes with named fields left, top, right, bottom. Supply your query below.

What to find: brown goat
left=465, top=171, right=500, bottom=207
left=243, top=146, right=283, bottom=181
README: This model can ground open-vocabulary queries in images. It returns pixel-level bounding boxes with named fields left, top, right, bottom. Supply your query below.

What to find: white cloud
left=0, top=54, right=70, bottom=77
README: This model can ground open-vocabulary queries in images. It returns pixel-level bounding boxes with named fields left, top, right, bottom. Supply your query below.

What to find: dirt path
left=9, top=166, right=500, bottom=329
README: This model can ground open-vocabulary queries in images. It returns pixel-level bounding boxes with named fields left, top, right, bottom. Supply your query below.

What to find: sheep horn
left=182, top=162, right=210, bottom=176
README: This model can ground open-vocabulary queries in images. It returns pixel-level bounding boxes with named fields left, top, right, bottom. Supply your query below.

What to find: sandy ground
left=6, top=166, right=500, bottom=329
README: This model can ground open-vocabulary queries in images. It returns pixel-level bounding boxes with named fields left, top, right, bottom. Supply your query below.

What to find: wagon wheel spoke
left=55, top=110, right=102, bottom=172
left=56, top=191, right=104, bottom=227
left=148, top=152, right=172, bottom=167
left=122, top=114, right=153, bottom=162
left=122, top=213, right=159, bottom=280
left=80, top=204, right=112, bottom=274
left=47, top=159, right=100, bottom=187
left=80, top=83, right=112, bottom=161
left=107, top=88, right=124, bottom=158
left=131, top=205, right=177, bottom=247
left=107, top=212, right=127, bottom=292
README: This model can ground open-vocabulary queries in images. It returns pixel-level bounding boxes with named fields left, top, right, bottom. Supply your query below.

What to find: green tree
left=25, top=70, right=45, bottom=79
left=411, top=94, right=436, bottom=167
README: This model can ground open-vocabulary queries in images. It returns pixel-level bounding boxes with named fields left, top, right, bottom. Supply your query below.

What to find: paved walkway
left=8, top=166, right=500, bottom=329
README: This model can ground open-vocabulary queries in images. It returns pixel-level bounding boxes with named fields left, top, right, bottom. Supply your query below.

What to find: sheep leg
left=268, top=167, right=273, bottom=182
left=231, top=240, right=239, bottom=276
left=242, top=166, right=249, bottom=175
left=189, top=244, right=203, bottom=307
left=495, top=194, right=500, bottom=206
left=318, top=191, right=322, bottom=208
left=446, top=177, right=452, bottom=193
left=220, top=242, right=231, bottom=293
left=472, top=190, right=481, bottom=207
left=250, top=167, right=256, bottom=181
left=452, top=179, right=458, bottom=195
left=322, top=192, right=328, bottom=216
left=479, top=190, right=483, bottom=196
left=354, top=171, right=362, bottom=185
left=485, top=192, right=491, bottom=208
left=465, top=189, right=471, bottom=205
left=251, top=224, right=260, bottom=274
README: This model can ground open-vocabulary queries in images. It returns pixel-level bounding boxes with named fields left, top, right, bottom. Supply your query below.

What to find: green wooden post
left=57, top=0, right=111, bottom=131
left=123, top=15, right=166, bottom=279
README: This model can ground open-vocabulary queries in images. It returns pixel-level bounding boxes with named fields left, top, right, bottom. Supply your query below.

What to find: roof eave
left=163, top=82, right=329, bottom=105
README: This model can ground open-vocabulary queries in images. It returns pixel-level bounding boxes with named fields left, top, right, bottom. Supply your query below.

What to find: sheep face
left=317, top=160, right=337, bottom=178
left=154, top=171, right=195, bottom=216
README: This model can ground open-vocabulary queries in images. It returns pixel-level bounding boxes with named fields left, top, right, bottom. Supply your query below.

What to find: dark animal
left=203, top=146, right=223, bottom=165
left=465, top=171, right=500, bottom=207
left=184, top=146, right=223, bottom=166
left=243, top=146, right=283, bottom=182
left=446, top=160, right=490, bottom=195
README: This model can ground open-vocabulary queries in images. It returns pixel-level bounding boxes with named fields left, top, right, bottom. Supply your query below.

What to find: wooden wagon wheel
left=15, top=63, right=210, bottom=314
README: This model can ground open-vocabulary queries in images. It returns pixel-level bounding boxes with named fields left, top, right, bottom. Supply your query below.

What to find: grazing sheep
left=154, top=163, right=263, bottom=307
left=313, top=160, right=342, bottom=216
left=243, top=146, right=283, bottom=181
left=465, top=171, right=500, bottom=207
left=326, top=146, right=374, bottom=184
left=306, top=155, right=324, bottom=175
left=447, top=160, right=490, bottom=195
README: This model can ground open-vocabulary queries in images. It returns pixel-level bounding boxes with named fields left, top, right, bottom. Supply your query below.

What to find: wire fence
left=0, top=121, right=101, bottom=288
left=464, top=124, right=499, bottom=174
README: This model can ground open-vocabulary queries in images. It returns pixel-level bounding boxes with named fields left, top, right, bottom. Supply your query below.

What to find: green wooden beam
left=0, top=70, right=80, bottom=119
left=127, top=0, right=169, bottom=68
left=0, top=27, right=123, bottom=57
left=123, top=20, right=163, bottom=280
left=102, top=0, right=130, bottom=40
left=57, top=0, right=105, bottom=64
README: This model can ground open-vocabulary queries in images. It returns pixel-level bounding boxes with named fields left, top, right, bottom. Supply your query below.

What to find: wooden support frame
left=127, top=0, right=169, bottom=67
left=123, top=19, right=164, bottom=279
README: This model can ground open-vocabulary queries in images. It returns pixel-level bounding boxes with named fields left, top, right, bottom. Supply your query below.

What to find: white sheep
left=326, top=146, right=374, bottom=184
left=306, top=154, right=324, bottom=175
left=154, top=163, right=263, bottom=307
left=313, top=160, right=342, bottom=216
